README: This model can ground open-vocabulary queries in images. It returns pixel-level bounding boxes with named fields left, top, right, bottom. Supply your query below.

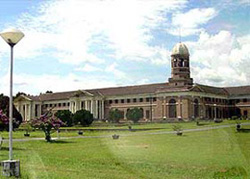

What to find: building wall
left=14, top=93, right=250, bottom=122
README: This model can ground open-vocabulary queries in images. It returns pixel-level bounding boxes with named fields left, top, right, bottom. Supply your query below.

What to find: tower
left=168, top=42, right=193, bottom=87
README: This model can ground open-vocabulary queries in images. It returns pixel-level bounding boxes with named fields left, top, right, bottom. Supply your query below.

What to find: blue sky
left=0, top=0, right=249, bottom=95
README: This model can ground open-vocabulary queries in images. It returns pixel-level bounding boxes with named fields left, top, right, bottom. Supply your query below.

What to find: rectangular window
left=243, top=99, right=247, bottom=102
left=63, top=103, right=66, bottom=107
left=139, top=98, right=143, bottom=102
left=146, top=98, right=150, bottom=102
left=67, top=102, right=70, bottom=106
left=49, top=104, right=52, bottom=107
left=115, top=99, right=118, bottom=104
left=121, top=99, right=124, bottom=103
left=153, top=97, right=156, bottom=102
left=127, top=99, right=130, bottom=103
left=109, top=100, right=113, bottom=104
left=59, top=103, right=61, bottom=107
left=133, top=98, right=137, bottom=103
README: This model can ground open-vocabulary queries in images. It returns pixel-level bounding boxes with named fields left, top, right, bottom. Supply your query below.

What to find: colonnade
left=70, top=99, right=105, bottom=119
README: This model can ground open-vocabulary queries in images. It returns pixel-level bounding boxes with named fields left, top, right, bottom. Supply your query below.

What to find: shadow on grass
left=0, top=146, right=25, bottom=151
left=196, top=123, right=209, bottom=126
left=213, top=166, right=247, bottom=178
left=47, top=140, right=76, bottom=144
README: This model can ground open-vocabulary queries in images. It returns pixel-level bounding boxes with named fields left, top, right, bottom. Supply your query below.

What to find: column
left=101, top=100, right=104, bottom=119
left=163, top=97, right=166, bottom=119
left=91, top=100, right=94, bottom=114
left=25, top=104, right=28, bottom=121
left=95, top=100, right=98, bottom=119
left=124, top=108, right=127, bottom=120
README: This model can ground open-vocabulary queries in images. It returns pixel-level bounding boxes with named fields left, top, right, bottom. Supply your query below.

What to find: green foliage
left=0, top=94, right=23, bottom=131
left=21, top=122, right=32, bottom=134
left=73, top=109, right=94, bottom=126
left=231, top=116, right=238, bottom=120
left=109, top=109, right=123, bottom=123
left=55, top=110, right=73, bottom=127
left=30, top=111, right=64, bottom=142
left=126, top=108, right=143, bottom=123
left=172, top=124, right=182, bottom=132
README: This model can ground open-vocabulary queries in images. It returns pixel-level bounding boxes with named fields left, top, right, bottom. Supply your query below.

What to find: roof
left=172, top=42, right=189, bottom=56
left=195, top=84, right=228, bottom=96
left=21, top=83, right=250, bottom=102
left=88, top=83, right=169, bottom=96
left=27, top=83, right=170, bottom=102
left=224, top=85, right=250, bottom=97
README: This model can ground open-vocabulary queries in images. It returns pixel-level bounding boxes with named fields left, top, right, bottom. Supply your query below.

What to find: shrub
left=0, top=94, right=22, bottom=131
left=126, top=108, right=143, bottom=123
left=55, top=110, right=73, bottom=127
left=73, top=109, right=94, bottom=126
left=30, top=111, right=64, bottom=142
left=109, top=109, right=123, bottom=123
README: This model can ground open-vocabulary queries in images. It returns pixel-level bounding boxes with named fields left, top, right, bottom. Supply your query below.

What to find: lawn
left=0, top=121, right=249, bottom=178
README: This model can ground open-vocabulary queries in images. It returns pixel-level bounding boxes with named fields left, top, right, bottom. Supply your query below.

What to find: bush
left=0, top=94, right=22, bottom=131
left=126, top=108, right=143, bottom=123
left=55, top=110, right=73, bottom=127
left=109, top=109, right=123, bottom=123
left=30, top=111, right=64, bottom=142
left=73, top=109, right=94, bottom=126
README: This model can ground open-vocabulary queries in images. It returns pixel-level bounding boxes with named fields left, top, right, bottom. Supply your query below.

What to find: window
left=133, top=98, right=137, bottom=103
left=49, top=104, right=52, bottom=107
left=109, top=100, right=113, bottom=104
left=146, top=98, right=150, bottom=102
left=59, top=103, right=61, bottom=107
left=153, top=97, right=156, bottom=102
left=127, top=99, right=130, bottom=103
left=243, top=98, right=247, bottom=102
left=169, top=99, right=176, bottom=118
left=115, top=99, right=118, bottom=104
left=194, top=99, right=199, bottom=118
left=67, top=102, right=70, bottom=106
left=139, top=98, right=143, bottom=102
left=121, top=99, right=124, bottom=103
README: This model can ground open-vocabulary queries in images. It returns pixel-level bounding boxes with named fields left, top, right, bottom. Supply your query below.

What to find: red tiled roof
left=25, top=83, right=250, bottom=102
left=224, top=85, right=250, bottom=96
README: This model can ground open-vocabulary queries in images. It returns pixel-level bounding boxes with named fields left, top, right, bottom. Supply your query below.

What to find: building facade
left=14, top=43, right=250, bottom=121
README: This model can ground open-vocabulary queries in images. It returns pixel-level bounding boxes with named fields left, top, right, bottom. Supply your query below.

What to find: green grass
left=0, top=121, right=250, bottom=178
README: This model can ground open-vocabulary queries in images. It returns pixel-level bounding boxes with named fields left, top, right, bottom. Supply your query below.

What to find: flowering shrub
left=0, top=110, right=9, bottom=131
left=30, top=111, right=64, bottom=142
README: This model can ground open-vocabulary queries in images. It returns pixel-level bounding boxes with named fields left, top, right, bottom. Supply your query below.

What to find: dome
left=172, top=42, right=189, bottom=56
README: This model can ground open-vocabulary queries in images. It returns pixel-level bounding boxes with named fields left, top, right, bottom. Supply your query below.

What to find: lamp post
left=0, top=28, right=24, bottom=177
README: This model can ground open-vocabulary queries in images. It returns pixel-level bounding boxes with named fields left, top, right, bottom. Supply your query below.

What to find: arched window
left=140, top=108, right=144, bottom=118
left=169, top=99, right=176, bottom=118
left=173, top=59, right=177, bottom=67
left=194, top=99, right=199, bottom=118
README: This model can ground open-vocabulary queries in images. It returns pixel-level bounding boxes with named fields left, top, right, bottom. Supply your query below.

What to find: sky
left=0, top=0, right=249, bottom=95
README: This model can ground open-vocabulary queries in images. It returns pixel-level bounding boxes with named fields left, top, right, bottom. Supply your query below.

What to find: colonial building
left=14, top=43, right=250, bottom=121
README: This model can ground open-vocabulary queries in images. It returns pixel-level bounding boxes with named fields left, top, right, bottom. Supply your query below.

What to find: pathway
left=2, top=122, right=250, bottom=143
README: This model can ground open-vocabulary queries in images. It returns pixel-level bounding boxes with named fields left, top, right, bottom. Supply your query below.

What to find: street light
left=0, top=28, right=24, bottom=177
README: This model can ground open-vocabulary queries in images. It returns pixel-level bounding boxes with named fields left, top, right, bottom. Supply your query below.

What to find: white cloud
left=0, top=0, right=188, bottom=66
left=0, top=72, right=116, bottom=95
left=75, top=64, right=102, bottom=72
left=188, top=30, right=250, bottom=86
left=105, top=62, right=126, bottom=79
left=167, top=8, right=217, bottom=36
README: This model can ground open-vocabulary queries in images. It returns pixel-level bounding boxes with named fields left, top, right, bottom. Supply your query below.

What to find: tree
left=46, top=91, right=53, bottom=94
left=73, top=109, right=94, bottom=126
left=109, top=109, right=123, bottom=123
left=0, top=94, right=23, bottom=131
left=14, top=92, right=27, bottom=99
left=30, top=111, right=64, bottom=142
left=126, top=108, right=143, bottom=123
left=55, top=110, right=73, bottom=127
